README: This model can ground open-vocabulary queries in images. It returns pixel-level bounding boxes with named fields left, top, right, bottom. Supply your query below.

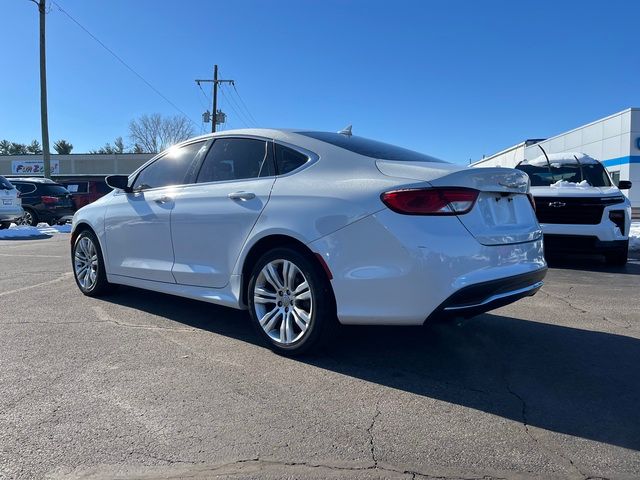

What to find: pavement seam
left=0, top=272, right=73, bottom=297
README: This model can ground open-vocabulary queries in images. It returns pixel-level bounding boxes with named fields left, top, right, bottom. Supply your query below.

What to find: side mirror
left=617, top=180, right=632, bottom=190
left=105, top=175, right=132, bottom=193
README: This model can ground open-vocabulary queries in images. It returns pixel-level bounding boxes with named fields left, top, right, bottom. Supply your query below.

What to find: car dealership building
left=0, top=153, right=153, bottom=177
left=471, top=108, right=640, bottom=217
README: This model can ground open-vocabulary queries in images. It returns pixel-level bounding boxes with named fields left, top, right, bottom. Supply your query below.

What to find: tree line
left=0, top=113, right=195, bottom=156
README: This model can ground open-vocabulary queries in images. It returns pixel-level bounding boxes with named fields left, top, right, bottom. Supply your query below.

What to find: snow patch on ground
left=0, top=226, right=52, bottom=239
left=0, top=223, right=71, bottom=239
left=549, top=179, right=591, bottom=188
left=630, top=222, right=640, bottom=252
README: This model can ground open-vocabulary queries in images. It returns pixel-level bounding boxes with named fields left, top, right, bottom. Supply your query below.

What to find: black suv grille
left=534, top=196, right=625, bottom=225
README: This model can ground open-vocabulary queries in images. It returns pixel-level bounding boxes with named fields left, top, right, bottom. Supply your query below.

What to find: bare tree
left=128, top=113, right=194, bottom=153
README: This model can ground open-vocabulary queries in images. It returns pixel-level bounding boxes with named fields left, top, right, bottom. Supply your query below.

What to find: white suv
left=515, top=153, right=632, bottom=265
left=0, top=176, right=23, bottom=229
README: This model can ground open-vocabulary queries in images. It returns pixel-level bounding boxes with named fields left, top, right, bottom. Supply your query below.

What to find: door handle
left=228, top=191, right=256, bottom=201
left=155, top=195, right=173, bottom=204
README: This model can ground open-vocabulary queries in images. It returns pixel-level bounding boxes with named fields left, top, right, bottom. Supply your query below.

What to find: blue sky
left=1, top=0, right=639, bottom=163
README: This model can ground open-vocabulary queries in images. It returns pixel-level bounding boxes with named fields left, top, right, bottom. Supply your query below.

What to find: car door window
left=132, top=141, right=206, bottom=191
left=274, top=143, right=309, bottom=175
left=196, top=138, right=273, bottom=183
left=13, top=183, right=37, bottom=195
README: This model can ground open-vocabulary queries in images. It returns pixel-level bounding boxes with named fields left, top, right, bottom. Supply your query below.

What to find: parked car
left=515, top=152, right=632, bottom=265
left=10, top=178, right=76, bottom=226
left=0, top=175, right=24, bottom=229
left=71, top=129, right=547, bottom=354
left=57, top=177, right=112, bottom=209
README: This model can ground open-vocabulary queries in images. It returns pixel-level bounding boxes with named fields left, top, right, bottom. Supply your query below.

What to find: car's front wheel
left=247, top=248, right=335, bottom=356
left=72, top=230, right=115, bottom=296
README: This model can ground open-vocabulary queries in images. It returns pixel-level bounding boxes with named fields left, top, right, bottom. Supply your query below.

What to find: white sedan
left=71, top=129, right=546, bottom=354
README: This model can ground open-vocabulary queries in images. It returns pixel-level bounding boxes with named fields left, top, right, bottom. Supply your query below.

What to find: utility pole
left=195, top=65, right=234, bottom=133
left=29, top=0, right=51, bottom=178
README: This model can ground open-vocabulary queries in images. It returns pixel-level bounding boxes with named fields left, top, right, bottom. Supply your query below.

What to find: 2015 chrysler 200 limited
left=71, top=129, right=547, bottom=354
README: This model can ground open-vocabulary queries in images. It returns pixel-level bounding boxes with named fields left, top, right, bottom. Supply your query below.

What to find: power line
left=232, top=84, right=259, bottom=126
left=50, top=0, right=199, bottom=127
left=218, top=85, right=250, bottom=128
left=219, top=69, right=259, bottom=126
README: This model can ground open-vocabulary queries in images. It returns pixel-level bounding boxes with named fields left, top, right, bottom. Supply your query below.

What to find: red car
left=57, top=177, right=112, bottom=209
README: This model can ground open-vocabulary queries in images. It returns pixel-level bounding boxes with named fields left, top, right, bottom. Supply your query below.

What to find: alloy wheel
left=74, top=236, right=99, bottom=291
left=18, top=211, right=33, bottom=226
left=253, top=259, right=313, bottom=345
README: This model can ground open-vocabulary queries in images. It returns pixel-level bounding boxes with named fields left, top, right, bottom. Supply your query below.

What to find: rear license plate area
left=487, top=194, right=517, bottom=225
left=2, top=199, right=12, bottom=205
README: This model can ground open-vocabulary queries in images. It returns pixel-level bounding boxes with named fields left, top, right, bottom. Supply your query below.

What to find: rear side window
left=296, top=131, right=446, bottom=163
left=13, top=183, right=37, bottom=195
left=0, top=176, right=13, bottom=190
left=133, top=141, right=206, bottom=191
left=95, top=181, right=112, bottom=194
left=197, top=138, right=273, bottom=183
left=275, top=144, right=308, bottom=175
left=63, top=182, right=88, bottom=193
left=39, top=184, right=70, bottom=196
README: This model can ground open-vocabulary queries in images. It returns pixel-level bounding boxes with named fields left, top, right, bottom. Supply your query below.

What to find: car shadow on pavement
left=103, top=287, right=640, bottom=452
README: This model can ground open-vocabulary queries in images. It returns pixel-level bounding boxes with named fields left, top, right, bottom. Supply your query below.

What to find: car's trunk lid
left=376, top=160, right=541, bottom=245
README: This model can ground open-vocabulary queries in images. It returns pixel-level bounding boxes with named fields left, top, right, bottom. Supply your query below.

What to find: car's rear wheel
left=18, top=208, right=37, bottom=226
left=605, top=243, right=628, bottom=266
left=72, top=230, right=115, bottom=296
left=247, top=248, right=335, bottom=356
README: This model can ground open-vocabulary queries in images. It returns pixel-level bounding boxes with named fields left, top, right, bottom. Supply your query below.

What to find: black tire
left=20, top=208, right=38, bottom=226
left=605, top=244, right=628, bottom=266
left=247, top=247, right=336, bottom=356
left=0, top=222, right=10, bottom=230
left=72, top=229, right=116, bottom=297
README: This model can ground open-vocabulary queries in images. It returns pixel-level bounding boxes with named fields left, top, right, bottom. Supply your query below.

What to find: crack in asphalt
left=114, top=457, right=511, bottom=480
left=367, top=400, right=382, bottom=468
left=502, top=372, right=588, bottom=480
left=540, top=288, right=632, bottom=330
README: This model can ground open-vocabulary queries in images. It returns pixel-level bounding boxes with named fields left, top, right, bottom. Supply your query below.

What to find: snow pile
left=630, top=222, right=640, bottom=252
left=37, top=224, right=72, bottom=234
left=0, top=225, right=52, bottom=240
left=526, top=152, right=599, bottom=166
left=0, top=223, right=71, bottom=240
left=549, top=179, right=591, bottom=188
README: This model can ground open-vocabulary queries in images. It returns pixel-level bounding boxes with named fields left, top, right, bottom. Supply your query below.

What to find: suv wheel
left=247, top=247, right=335, bottom=356
left=72, top=230, right=116, bottom=296
left=18, top=208, right=38, bottom=227
left=605, top=243, right=628, bottom=266
left=0, top=222, right=10, bottom=230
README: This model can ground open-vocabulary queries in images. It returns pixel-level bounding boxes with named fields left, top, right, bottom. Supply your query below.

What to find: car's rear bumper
left=427, top=268, right=546, bottom=321
left=0, top=206, right=24, bottom=222
left=309, top=210, right=547, bottom=326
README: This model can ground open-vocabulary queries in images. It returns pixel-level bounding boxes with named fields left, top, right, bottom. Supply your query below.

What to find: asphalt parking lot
left=1, top=233, right=639, bottom=480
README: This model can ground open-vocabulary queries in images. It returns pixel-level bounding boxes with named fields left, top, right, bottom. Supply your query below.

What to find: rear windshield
left=0, top=176, right=13, bottom=190
left=39, top=184, right=70, bottom=196
left=296, top=131, right=447, bottom=163
left=516, top=162, right=612, bottom=187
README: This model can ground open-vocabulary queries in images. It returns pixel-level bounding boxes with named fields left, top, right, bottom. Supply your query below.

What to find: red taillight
left=41, top=195, right=59, bottom=205
left=527, top=193, right=536, bottom=212
left=381, top=188, right=479, bottom=215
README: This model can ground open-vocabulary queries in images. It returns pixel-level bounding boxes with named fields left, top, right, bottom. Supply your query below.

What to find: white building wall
left=471, top=108, right=640, bottom=213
